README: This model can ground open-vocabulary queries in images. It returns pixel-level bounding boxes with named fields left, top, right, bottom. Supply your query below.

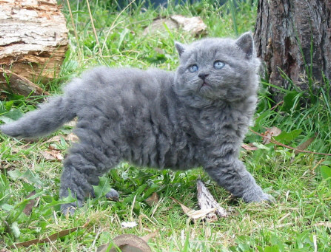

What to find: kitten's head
left=174, top=32, right=260, bottom=106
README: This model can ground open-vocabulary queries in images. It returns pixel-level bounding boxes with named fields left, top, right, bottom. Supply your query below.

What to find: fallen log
left=0, top=0, right=68, bottom=96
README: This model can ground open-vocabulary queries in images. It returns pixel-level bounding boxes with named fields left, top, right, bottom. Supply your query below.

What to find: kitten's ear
left=175, top=42, right=186, bottom=57
left=235, top=32, right=255, bottom=59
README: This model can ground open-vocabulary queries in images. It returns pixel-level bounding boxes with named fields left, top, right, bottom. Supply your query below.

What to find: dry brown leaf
left=64, top=120, right=77, bottom=128
left=97, top=234, right=152, bottom=252
left=45, top=133, right=78, bottom=144
left=141, top=230, right=159, bottom=242
left=314, top=222, right=331, bottom=228
left=65, top=133, right=79, bottom=142
left=11, top=221, right=89, bottom=248
left=0, top=249, right=11, bottom=252
left=154, top=47, right=165, bottom=55
left=40, top=150, right=63, bottom=161
left=294, top=134, right=317, bottom=154
left=23, top=191, right=37, bottom=216
left=171, top=197, right=217, bottom=221
left=241, top=143, right=258, bottom=151
left=45, top=135, right=63, bottom=144
left=187, top=208, right=217, bottom=220
left=170, top=197, right=192, bottom=215
left=262, top=126, right=282, bottom=144
left=0, top=68, right=49, bottom=97
left=145, top=192, right=159, bottom=206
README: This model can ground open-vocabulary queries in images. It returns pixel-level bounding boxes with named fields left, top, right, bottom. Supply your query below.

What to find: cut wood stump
left=0, top=0, right=68, bottom=96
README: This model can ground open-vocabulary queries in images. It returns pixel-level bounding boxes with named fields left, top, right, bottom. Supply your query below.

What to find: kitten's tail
left=0, top=95, right=76, bottom=138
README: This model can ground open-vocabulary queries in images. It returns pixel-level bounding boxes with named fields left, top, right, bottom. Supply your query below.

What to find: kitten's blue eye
left=214, top=61, right=225, bottom=69
left=188, top=64, right=199, bottom=73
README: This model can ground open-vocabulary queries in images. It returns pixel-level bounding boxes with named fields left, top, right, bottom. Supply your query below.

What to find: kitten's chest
left=183, top=107, right=249, bottom=145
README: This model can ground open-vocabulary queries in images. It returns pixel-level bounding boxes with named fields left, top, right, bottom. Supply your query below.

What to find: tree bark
left=0, top=0, right=68, bottom=96
left=254, top=0, right=331, bottom=102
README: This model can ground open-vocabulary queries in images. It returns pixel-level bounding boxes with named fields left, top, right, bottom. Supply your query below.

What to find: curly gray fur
left=0, top=32, right=273, bottom=214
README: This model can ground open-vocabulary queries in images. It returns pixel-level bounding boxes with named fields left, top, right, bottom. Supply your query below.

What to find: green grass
left=1, top=0, right=331, bottom=251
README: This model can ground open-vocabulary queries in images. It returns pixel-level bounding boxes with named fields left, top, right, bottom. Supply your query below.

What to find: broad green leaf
left=0, top=115, right=15, bottom=124
left=4, top=109, right=23, bottom=120
left=93, top=177, right=112, bottom=199
left=143, top=183, right=159, bottom=199
left=264, top=245, right=281, bottom=252
left=274, top=129, right=302, bottom=144
left=1, top=203, right=14, bottom=211
left=253, top=142, right=271, bottom=150
left=22, top=170, right=43, bottom=187
left=8, top=170, right=24, bottom=180
left=320, top=166, right=331, bottom=187
left=320, top=165, right=331, bottom=179
left=4, top=101, right=14, bottom=111
left=281, top=91, right=301, bottom=112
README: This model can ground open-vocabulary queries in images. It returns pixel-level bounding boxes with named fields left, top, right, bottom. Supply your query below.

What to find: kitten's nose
left=198, top=73, right=209, bottom=80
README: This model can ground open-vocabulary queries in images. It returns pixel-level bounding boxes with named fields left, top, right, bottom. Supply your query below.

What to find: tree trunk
left=0, top=0, right=68, bottom=96
left=254, top=0, right=331, bottom=102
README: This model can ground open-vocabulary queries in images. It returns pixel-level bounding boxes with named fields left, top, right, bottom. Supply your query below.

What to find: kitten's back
left=0, top=67, right=175, bottom=139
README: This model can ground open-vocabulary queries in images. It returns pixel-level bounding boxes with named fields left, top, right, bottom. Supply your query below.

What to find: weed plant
left=0, top=0, right=330, bottom=251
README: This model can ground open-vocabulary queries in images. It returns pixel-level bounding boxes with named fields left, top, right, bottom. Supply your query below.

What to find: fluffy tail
left=0, top=96, right=76, bottom=138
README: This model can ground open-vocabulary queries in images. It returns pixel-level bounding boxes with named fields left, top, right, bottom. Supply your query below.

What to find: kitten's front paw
left=105, top=188, right=119, bottom=201
left=61, top=203, right=77, bottom=216
left=61, top=200, right=83, bottom=216
left=243, top=190, right=275, bottom=204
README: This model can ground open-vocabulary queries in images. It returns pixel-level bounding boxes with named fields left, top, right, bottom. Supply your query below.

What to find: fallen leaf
left=170, top=197, right=191, bottom=215
left=64, top=120, right=77, bottom=127
left=45, top=135, right=63, bottom=144
left=154, top=47, right=165, bottom=55
left=141, top=230, right=159, bottom=242
left=40, top=150, right=63, bottom=161
left=314, top=222, right=331, bottom=228
left=97, top=234, right=152, bottom=252
left=45, top=133, right=78, bottom=144
left=11, top=221, right=89, bottom=248
left=187, top=208, right=217, bottom=220
left=294, top=134, right=317, bottom=154
left=65, top=133, right=79, bottom=142
left=23, top=191, right=37, bottom=216
left=241, top=143, right=258, bottom=151
left=0, top=248, right=11, bottom=252
left=171, top=197, right=217, bottom=221
left=262, top=126, right=282, bottom=144
left=145, top=192, right=159, bottom=206
left=0, top=68, right=49, bottom=97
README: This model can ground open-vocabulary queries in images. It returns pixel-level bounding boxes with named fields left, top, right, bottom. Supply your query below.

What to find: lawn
left=0, top=0, right=331, bottom=251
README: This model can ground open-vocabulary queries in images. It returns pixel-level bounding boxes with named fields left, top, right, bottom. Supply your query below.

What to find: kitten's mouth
left=199, top=82, right=211, bottom=90
left=197, top=80, right=212, bottom=93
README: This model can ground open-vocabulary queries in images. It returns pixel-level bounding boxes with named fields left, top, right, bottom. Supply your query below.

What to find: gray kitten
left=0, top=32, right=273, bottom=214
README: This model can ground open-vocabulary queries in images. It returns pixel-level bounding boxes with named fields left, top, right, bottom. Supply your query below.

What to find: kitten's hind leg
left=204, top=159, right=274, bottom=203
left=59, top=142, right=119, bottom=215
